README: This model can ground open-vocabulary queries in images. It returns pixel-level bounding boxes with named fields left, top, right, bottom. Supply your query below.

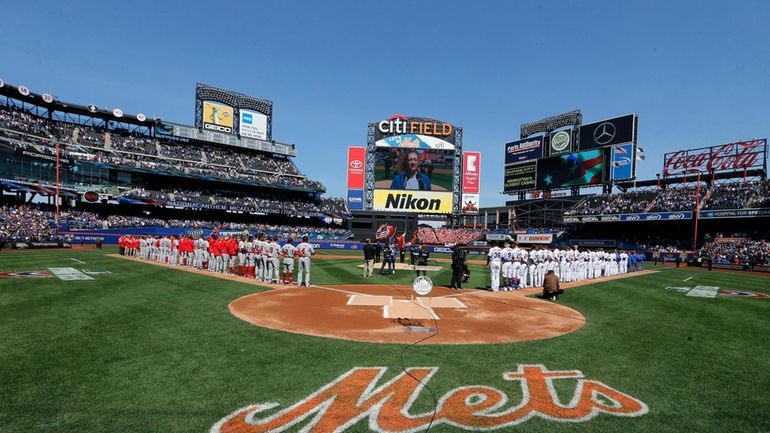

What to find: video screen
left=373, top=148, right=454, bottom=192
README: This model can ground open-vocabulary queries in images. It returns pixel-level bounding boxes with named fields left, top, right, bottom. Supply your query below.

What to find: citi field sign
left=377, top=114, right=454, bottom=138
left=374, top=114, right=457, bottom=149
left=211, top=365, right=648, bottom=432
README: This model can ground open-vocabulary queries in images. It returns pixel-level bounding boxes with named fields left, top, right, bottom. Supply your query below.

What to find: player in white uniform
left=268, top=237, right=281, bottom=284
left=244, top=237, right=255, bottom=278
left=487, top=242, right=503, bottom=292
left=500, top=242, right=514, bottom=291
left=280, top=239, right=297, bottom=285
left=619, top=251, right=628, bottom=274
left=171, top=236, right=179, bottom=265
left=258, top=234, right=269, bottom=282
left=510, top=245, right=522, bottom=289
left=238, top=237, right=247, bottom=276
left=518, top=248, right=530, bottom=288
left=295, top=235, right=315, bottom=287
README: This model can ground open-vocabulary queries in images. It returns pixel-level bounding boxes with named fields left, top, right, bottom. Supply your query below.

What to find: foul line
left=683, top=276, right=693, bottom=281
left=70, top=258, right=86, bottom=264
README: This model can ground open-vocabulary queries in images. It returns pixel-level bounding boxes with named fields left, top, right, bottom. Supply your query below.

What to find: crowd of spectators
left=117, top=188, right=349, bottom=216
left=0, top=106, right=324, bottom=191
left=646, top=187, right=702, bottom=212
left=0, top=205, right=68, bottom=243
left=414, top=226, right=484, bottom=245
left=565, top=194, right=616, bottom=216
left=1, top=203, right=352, bottom=241
left=698, top=238, right=770, bottom=265
left=566, top=181, right=770, bottom=216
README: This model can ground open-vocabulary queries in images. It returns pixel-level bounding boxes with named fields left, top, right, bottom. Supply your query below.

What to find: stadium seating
left=2, top=204, right=353, bottom=241
left=0, top=106, right=324, bottom=191
left=699, top=238, right=770, bottom=265
left=0, top=205, right=69, bottom=243
left=565, top=181, right=770, bottom=216
left=415, top=226, right=484, bottom=244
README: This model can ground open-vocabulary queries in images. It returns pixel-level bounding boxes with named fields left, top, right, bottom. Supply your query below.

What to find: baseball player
left=280, top=239, right=296, bottom=285
left=238, top=236, right=247, bottom=276
left=268, top=237, right=281, bottom=284
left=500, top=242, right=514, bottom=291
left=295, top=235, right=315, bottom=287
left=487, top=241, right=502, bottom=292
left=208, top=235, right=220, bottom=272
left=220, top=235, right=231, bottom=274
left=620, top=250, right=629, bottom=274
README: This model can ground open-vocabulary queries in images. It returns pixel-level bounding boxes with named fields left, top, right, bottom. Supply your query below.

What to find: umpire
left=450, top=244, right=467, bottom=290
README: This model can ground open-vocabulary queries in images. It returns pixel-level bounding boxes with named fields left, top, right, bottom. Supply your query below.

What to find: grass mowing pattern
left=1, top=248, right=769, bottom=432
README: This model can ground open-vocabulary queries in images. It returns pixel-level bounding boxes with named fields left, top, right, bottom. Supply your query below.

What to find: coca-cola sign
left=663, top=139, right=766, bottom=177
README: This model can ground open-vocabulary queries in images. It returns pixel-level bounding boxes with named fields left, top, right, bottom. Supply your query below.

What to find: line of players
left=487, top=242, right=640, bottom=291
left=120, top=234, right=315, bottom=286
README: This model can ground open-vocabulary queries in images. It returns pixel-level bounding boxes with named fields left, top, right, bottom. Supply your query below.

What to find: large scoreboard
left=503, top=113, right=638, bottom=193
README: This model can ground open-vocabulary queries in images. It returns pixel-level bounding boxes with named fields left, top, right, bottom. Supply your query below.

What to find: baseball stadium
left=2, top=3, right=770, bottom=433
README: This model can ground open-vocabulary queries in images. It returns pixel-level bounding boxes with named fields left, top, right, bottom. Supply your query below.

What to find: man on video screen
left=390, top=150, right=432, bottom=191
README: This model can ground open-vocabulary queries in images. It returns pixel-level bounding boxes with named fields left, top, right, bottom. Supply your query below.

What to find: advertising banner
left=503, top=161, right=537, bottom=192
left=346, top=189, right=364, bottom=211
left=549, top=129, right=572, bottom=155
left=699, top=208, right=770, bottom=219
left=462, top=151, right=481, bottom=194
left=611, top=143, right=635, bottom=180
left=460, top=193, right=479, bottom=214
left=202, top=101, right=234, bottom=134
left=347, top=146, right=365, bottom=189
left=620, top=211, right=691, bottom=221
left=565, top=211, right=692, bottom=222
left=504, top=137, right=543, bottom=165
left=516, top=233, right=554, bottom=244
left=239, top=110, right=268, bottom=140
left=579, top=114, right=636, bottom=150
left=663, top=139, right=766, bottom=177
left=374, top=114, right=456, bottom=146
left=372, top=190, right=453, bottom=214
left=536, top=149, right=603, bottom=190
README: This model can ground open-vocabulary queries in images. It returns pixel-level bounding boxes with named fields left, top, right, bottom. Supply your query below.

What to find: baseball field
left=1, top=247, right=769, bottom=433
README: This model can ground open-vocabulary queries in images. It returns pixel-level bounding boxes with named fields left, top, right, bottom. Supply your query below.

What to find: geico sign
left=373, top=190, right=453, bottom=214
left=204, top=123, right=233, bottom=133
left=212, top=365, right=648, bottom=433
left=348, top=196, right=363, bottom=203
left=378, top=115, right=453, bottom=137
left=669, top=213, right=686, bottom=220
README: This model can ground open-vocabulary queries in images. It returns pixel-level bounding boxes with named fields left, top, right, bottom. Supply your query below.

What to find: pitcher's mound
left=229, top=284, right=586, bottom=345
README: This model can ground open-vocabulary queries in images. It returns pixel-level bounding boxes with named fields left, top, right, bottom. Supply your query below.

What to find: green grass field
left=1, top=247, right=769, bottom=433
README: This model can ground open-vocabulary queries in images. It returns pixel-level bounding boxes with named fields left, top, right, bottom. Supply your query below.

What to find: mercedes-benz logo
left=593, top=122, right=616, bottom=145
left=350, top=159, right=363, bottom=169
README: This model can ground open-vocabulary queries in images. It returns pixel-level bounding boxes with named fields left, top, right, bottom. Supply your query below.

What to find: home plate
left=384, top=300, right=439, bottom=320
left=347, top=295, right=392, bottom=306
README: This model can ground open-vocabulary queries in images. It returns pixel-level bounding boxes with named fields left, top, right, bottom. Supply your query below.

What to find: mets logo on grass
left=211, top=365, right=648, bottom=433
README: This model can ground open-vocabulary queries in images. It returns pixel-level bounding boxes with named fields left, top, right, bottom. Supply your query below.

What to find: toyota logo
left=593, top=122, right=616, bottom=145
left=349, top=159, right=363, bottom=169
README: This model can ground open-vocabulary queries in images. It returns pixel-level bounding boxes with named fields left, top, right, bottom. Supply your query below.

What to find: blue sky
left=2, top=0, right=768, bottom=206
